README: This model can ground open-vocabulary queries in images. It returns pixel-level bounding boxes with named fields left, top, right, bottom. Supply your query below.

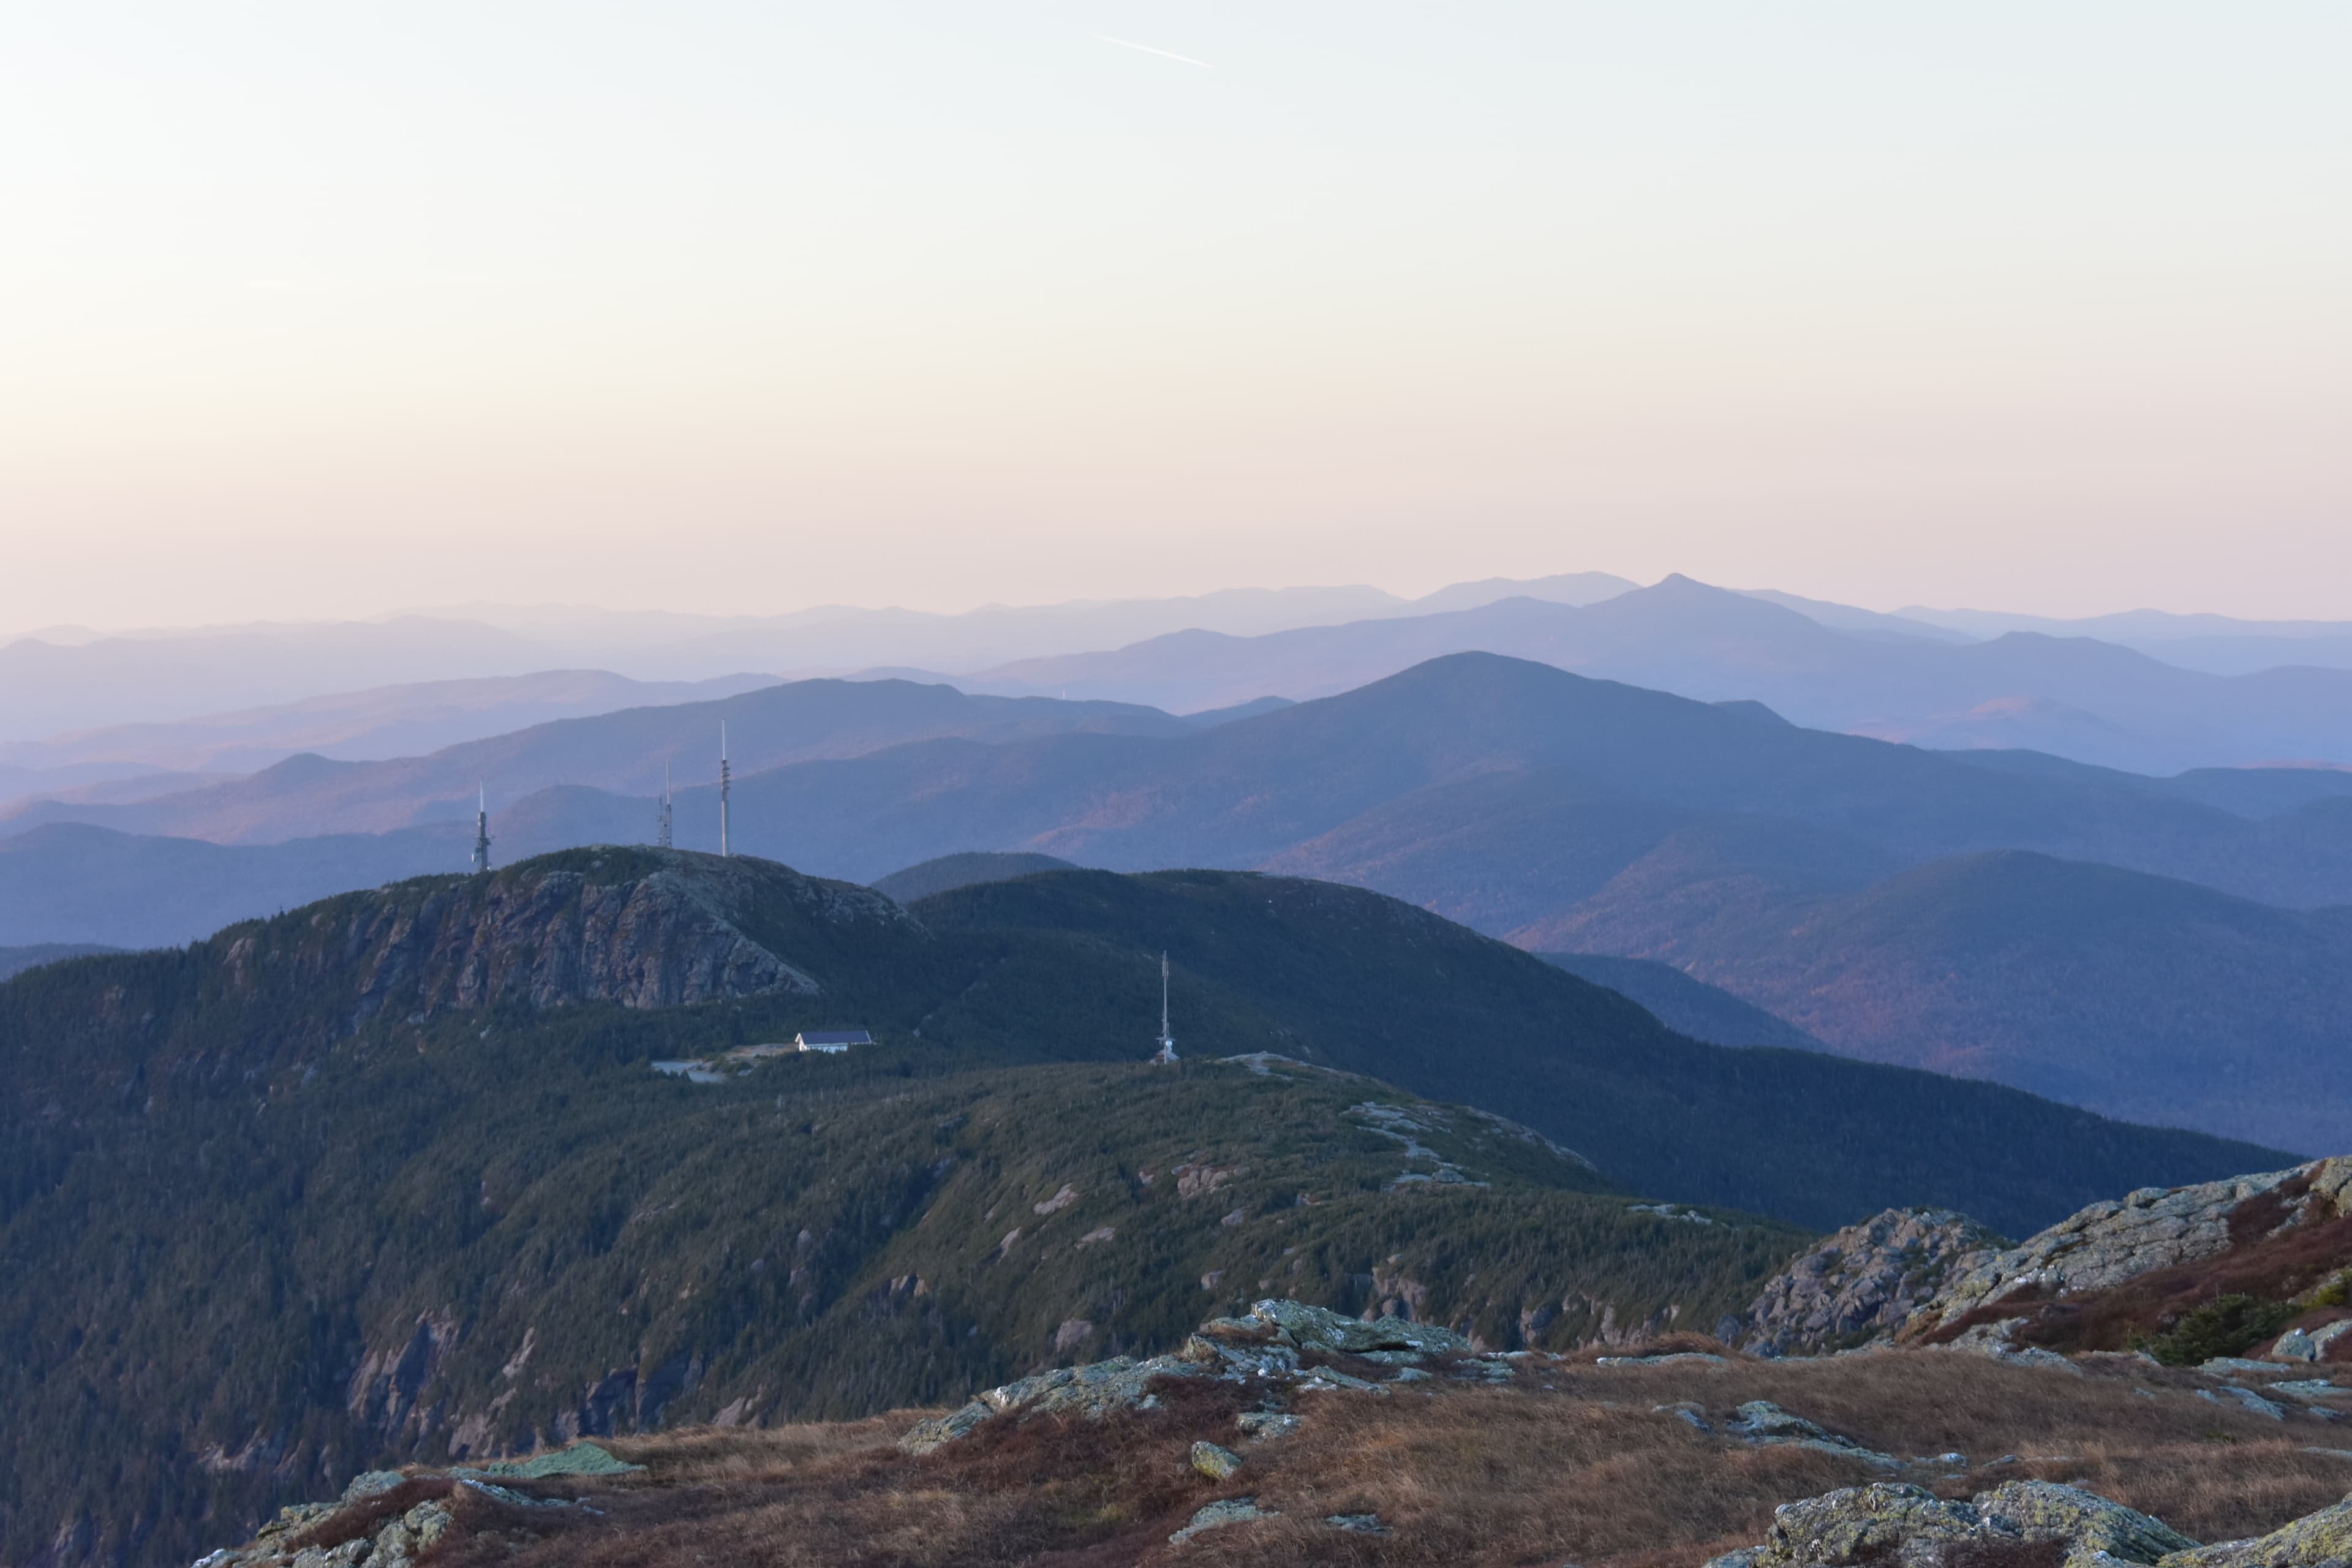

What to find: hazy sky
left=3, top=2, right=2347, bottom=631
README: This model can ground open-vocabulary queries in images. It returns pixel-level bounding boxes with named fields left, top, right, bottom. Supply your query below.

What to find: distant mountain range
left=0, top=669, right=774, bottom=783
left=0, top=680, right=1200, bottom=843
left=19, top=574, right=2352, bottom=773
left=12, top=652, right=2352, bottom=1148
left=0, top=573, right=1637, bottom=744
left=940, top=576, right=2352, bottom=774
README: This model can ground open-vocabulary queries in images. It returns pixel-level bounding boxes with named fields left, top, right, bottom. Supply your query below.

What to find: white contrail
left=1092, top=33, right=1212, bottom=69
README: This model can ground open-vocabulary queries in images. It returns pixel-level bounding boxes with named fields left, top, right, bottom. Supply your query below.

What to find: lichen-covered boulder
left=1191, top=1441, right=1243, bottom=1480
left=898, top=1399, right=993, bottom=1455
left=1246, top=1298, right=1471, bottom=1355
left=1756, top=1483, right=1984, bottom=1566
left=2157, top=1495, right=2352, bottom=1568
left=1169, top=1498, right=1278, bottom=1545
left=368, top=1501, right=453, bottom=1568
left=1721, top=1479, right=2207, bottom=1568
left=1977, top=1480, right=2198, bottom=1567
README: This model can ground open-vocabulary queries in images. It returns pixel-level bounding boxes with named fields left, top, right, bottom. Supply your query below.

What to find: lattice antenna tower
left=656, top=761, right=673, bottom=850
left=470, top=784, right=491, bottom=874
left=719, top=722, right=732, bottom=858
left=1150, top=951, right=1178, bottom=1064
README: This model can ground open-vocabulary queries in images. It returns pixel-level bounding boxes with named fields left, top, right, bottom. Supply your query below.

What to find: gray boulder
left=1247, top=1298, right=1471, bottom=1355
left=1724, top=1480, right=2203, bottom=1568
left=1977, top=1480, right=2198, bottom=1568
left=1169, top=1498, right=1278, bottom=1545
left=2157, top=1494, right=2352, bottom=1567
left=1756, top=1483, right=1982, bottom=1567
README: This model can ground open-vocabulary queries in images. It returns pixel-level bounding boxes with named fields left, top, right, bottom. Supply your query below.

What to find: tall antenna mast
left=718, top=721, right=731, bottom=858
left=656, top=761, right=673, bottom=850
left=1150, top=951, right=1178, bottom=1064
left=470, top=784, right=491, bottom=874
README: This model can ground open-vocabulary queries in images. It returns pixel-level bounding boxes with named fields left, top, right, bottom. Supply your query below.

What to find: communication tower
left=656, top=761, right=673, bottom=850
left=719, top=722, right=732, bottom=858
left=470, top=785, right=491, bottom=874
left=1150, top=951, right=1178, bottom=1064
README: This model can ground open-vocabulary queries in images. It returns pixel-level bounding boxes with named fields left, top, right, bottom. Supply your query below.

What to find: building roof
left=796, top=1029, right=873, bottom=1046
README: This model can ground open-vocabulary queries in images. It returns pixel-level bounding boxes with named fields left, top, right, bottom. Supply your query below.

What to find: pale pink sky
left=2, top=3, right=2346, bottom=630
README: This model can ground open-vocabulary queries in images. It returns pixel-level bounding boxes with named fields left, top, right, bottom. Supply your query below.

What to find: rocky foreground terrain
left=189, top=1155, right=2352, bottom=1566
left=196, top=1263, right=2352, bottom=1566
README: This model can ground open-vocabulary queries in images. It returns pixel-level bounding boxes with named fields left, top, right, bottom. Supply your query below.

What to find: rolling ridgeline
left=12, top=652, right=2352, bottom=1150
left=0, top=848, right=2291, bottom=1567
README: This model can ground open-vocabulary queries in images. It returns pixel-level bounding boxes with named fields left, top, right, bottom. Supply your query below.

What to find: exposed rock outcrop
left=899, top=1298, right=1477, bottom=1456
left=194, top=1444, right=639, bottom=1567
left=2164, top=1492, right=2352, bottom=1567
left=1903, top=1158, right=2352, bottom=1348
left=338, top=851, right=916, bottom=1017
left=219, top=848, right=925, bottom=1032
left=1708, top=1479, right=2198, bottom=1568
left=1736, top=1158, right=2352, bottom=1362
left=1738, top=1208, right=2004, bottom=1357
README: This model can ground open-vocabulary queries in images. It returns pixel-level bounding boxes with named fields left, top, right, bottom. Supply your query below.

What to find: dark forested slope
left=1537, top=849, right=2352, bottom=1152
left=0, top=848, right=2299, bottom=1567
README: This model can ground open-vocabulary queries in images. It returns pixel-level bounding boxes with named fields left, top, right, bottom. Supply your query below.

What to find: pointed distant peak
left=1637, top=573, right=1759, bottom=601
left=1601, top=575, right=1835, bottom=630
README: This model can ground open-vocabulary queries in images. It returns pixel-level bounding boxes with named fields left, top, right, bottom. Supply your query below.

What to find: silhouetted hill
left=1534, top=849, right=2352, bottom=1152
left=1536, top=952, right=1823, bottom=1050
left=870, top=850, right=1079, bottom=903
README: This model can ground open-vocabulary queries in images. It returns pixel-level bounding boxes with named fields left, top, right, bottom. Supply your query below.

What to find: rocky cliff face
left=1738, top=1157, right=2352, bottom=1363
left=1736, top=1208, right=2005, bottom=1357
left=1902, top=1156, right=2352, bottom=1350
left=218, top=847, right=922, bottom=1028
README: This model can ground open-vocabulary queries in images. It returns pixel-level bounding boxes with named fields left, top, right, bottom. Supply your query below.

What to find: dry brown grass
left=410, top=1353, right=2352, bottom=1568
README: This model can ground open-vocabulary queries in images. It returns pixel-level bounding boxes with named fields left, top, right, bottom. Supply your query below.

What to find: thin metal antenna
left=1151, top=951, right=1178, bottom=1064
left=718, top=721, right=731, bottom=858
left=470, top=783, right=491, bottom=874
